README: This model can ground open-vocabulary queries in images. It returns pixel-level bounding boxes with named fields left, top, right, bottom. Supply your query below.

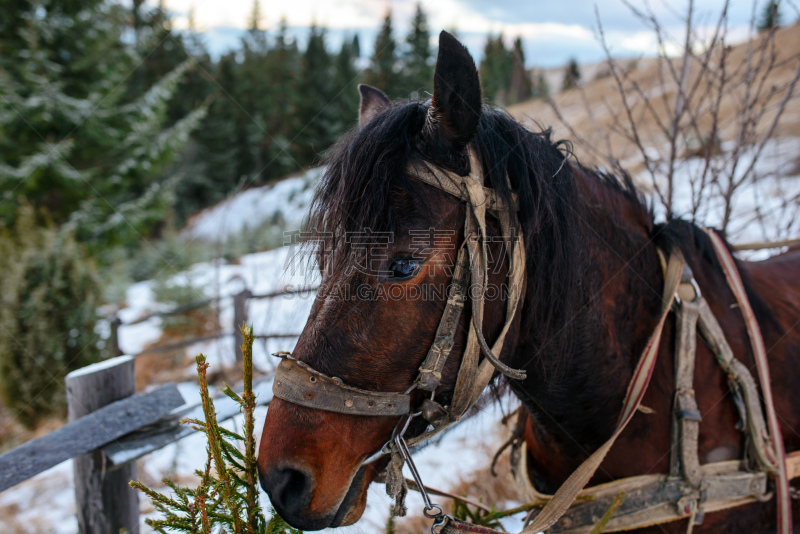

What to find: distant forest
left=2, top=0, right=549, bottom=241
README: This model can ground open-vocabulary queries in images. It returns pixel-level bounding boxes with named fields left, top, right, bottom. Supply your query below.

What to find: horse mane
left=307, top=99, right=774, bottom=373
left=309, top=102, right=589, bottom=364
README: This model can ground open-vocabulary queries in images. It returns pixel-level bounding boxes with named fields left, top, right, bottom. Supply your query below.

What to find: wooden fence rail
left=109, top=284, right=319, bottom=358
left=0, top=355, right=275, bottom=533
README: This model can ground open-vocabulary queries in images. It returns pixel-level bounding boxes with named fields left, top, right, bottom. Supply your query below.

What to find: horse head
left=257, top=31, right=580, bottom=530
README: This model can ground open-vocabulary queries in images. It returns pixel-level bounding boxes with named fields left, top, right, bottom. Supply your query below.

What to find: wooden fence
left=0, top=358, right=277, bottom=533
left=108, top=284, right=318, bottom=360
left=0, top=283, right=318, bottom=533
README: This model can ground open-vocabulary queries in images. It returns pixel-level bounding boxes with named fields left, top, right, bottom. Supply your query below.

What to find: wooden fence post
left=233, top=288, right=252, bottom=362
left=66, top=355, right=139, bottom=534
left=109, top=315, right=122, bottom=357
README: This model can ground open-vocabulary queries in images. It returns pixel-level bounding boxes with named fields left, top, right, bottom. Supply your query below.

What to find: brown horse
left=257, top=31, right=800, bottom=532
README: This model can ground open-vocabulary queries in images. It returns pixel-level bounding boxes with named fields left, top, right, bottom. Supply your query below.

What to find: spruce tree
left=0, top=205, right=102, bottom=427
left=561, top=58, right=581, bottom=91
left=262, top=18, right=301, bottom=176
left=363, top=11, right=400, bottom=96
left=757, top=0, right=783, bottom=30
left=508, top=37, right=532, bottom=105
left=401, top=3, right=434, bottom=99
left=533, top=71, right=550, bottom=99
left=240, top=0, right=272, bottom=181
left=189, top=54, right=246, bottom=218
left=331, top=37, right=360, bottom=133
left=294, top=25, right=339, bottom=164
left=0, top=0, right=204, bottom=247
left=478, top=34, right=513, bottom=105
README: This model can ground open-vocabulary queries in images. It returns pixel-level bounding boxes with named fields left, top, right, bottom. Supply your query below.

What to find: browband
left=407, top=161, right=520, bottom=212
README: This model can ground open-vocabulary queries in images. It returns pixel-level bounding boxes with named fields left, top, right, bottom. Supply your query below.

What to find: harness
left=270, top=149, right=796, bottom=534
left=505, top=243, right=796, bottom=534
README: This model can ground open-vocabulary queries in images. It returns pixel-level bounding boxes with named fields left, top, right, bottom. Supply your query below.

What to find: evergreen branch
left=133, top=324, right=297, bottom=533
left=222, top=383, right=244, bottom=404
left=195, top=353, right=246, bottom=534
left=241, top=322, right=262, bottom=533
left=219, top=426, right=246, bottom=441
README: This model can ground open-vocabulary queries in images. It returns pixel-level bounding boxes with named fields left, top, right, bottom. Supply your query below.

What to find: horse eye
left=389, top=259, right=420, bottom=280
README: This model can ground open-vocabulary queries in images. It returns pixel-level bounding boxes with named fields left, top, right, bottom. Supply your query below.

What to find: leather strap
left=508, top=446, right=771, bottom=534
left=788, top=451, right=800, bottom=480
left=440, top=517, right=503, bottom=533
left=415, top=234, right=471, bottom=391
left=407, top=161, right=520, bottom=212
left=405, top=148, right=528, bottom=447
left=515, top=250, right=685, bottom=534
left=705, top=228, right=793, bottom=533
left=272, top=358, right=411, bottom=416
left=695, top=298, right=776, bottom=473
left=674, top=298, right=702, bottom=488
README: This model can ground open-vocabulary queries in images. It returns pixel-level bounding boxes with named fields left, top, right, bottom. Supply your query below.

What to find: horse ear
left=426, top=31, right=482, bottom=151
left=358, top=84, right=390, bottom=127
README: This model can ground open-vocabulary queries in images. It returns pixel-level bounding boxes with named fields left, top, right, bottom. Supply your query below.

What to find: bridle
left=272, top=146, right=528, bottom=526
left=270, top=149, right=795, bottom=534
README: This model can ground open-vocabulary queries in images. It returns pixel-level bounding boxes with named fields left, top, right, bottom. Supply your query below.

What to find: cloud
left=155, top=0, right=764, bottom=68
left=454, top=0, right=757, bottom=33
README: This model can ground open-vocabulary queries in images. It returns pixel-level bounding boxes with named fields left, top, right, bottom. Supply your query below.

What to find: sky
left=154, top=0, right=797, bottom=68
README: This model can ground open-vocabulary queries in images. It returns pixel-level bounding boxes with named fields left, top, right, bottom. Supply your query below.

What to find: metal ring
left=423, top=504, right=444, bottom=519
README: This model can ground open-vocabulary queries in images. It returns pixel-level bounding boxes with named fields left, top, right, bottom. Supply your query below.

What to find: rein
left=270, top=150, right=795, bottom=533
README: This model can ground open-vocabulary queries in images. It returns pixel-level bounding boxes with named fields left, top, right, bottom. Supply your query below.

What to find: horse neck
left=507, top=166, right=668, bottom=491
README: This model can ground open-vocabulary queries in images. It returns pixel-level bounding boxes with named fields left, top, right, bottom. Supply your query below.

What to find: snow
left=649, top=137, right=800, bottom=259
left=65, top=354, right=134, bottom=377
left=182, top=167, right=322, bottom=242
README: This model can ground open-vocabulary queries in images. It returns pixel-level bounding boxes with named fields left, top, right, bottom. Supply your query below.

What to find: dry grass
left=508, top=23, right=800, bottom=174
left=134, top=307, right=221, bottom=391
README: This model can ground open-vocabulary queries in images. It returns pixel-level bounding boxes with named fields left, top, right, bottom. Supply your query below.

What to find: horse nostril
left=263, top=465, right=313, bottom=516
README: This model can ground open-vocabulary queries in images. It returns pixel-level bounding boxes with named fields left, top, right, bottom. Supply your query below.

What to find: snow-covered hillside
left=182, top=167, right=322, bottom=243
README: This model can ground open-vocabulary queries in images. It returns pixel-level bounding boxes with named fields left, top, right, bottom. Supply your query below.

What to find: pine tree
left=262, top=18, right=301, bottom=177
left=757, top=0, right=783, bottom=30
left=533, top=71, right=550, bottom=100
left=0, top=205, right=103, bottom=427
left=331, top=37, right=360, bottom=132
left=478, top=34, right=513, bottom=105
left=363, top=11, right=400, bottom=96
left=0, top=0, right=205, bottom=247
left=240, top=0, right=272, bottom=182
left=508, top=37, right=532, bottom=105
left=401, top=3, right=434, bottom=99
left=188, top=54, right=245, bottom=217
left=561, top=58, right=581, bottom=91
left=131, top=325, right=301, bottom=533
left=294, top=25, right=339, bottom=164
